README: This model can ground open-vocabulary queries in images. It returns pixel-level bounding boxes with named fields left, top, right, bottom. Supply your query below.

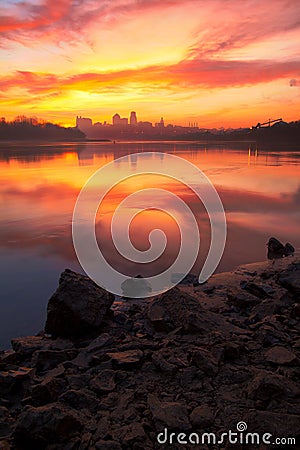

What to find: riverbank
left=0, top=256, right=299, bottom=449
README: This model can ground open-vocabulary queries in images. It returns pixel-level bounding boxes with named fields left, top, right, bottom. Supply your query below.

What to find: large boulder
left=147, top=287, right=229, bottom=334
left=13, top=404, right=83, bottom=449
left=45, top=269, right=114, bottom=338
left=277, top=266, right=300, bottom=297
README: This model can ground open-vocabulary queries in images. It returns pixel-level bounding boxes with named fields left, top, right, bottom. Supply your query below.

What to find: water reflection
left=0, top=141, right=300, bottom=348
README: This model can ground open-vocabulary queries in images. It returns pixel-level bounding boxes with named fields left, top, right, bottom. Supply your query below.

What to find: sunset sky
left=0, top=0, right=300, bottom=128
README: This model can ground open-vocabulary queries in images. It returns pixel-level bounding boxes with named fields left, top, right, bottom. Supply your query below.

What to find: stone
left=13, top=404, right=83, bottom=449
left=277, top=268, right=300, bottom=296
left=240, top=281, right=270, bottom=299
left=107, top=350, right=143, bottom=369
left=0, top=406, right=13, bottom=438
left=147, top=287, right=226, bottom=334
left=247, top=372, right=288, bottom=402
left=0, top=367, right=35, bottom=396
left=121, top=276, right=152, bottom=298
left=90, top=370, right=116, bottom=393
left=245, top=410, right=299, bottom=438
left=290, top=303, right=300, bottom=318
left=152, top=352, right=177, bottom=375
left=0, top=350, right=18, bottom=366
left=284, top=242, right=295, bottom=256
left=267, top=237, right=285, bottom=259
left=33, top=349, right=77, bottom=373
left=189, top=405, right=214, bottom=428
left=227, top=291, right=260, bottom=309
left=115, top=422, right=148, bottom=445
left=171, top=273, right=199, bottom=286
left=45, top=269, right=114, bottom=338
left=3, top=256, right=300, bottom=449
left=147, top=394, right=191, bottom=431
left=86, top=334, right=114, bottom=353
left=59, top=388, right=99, bottom=413
left=31, top=367, right=66, bottom=406
left=265, top=346, right=298, bottom=365
left=191, top=348, right=218, bottom=374
left=223, top=342, right=243, bottom=361
left=11, top=336, right=46, bottom=358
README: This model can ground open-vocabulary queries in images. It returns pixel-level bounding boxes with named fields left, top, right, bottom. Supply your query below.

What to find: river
left=0, top=141, right=300, bottom=349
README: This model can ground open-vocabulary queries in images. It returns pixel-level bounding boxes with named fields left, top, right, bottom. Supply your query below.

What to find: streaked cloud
left=0, top=0, right=299, bottom=126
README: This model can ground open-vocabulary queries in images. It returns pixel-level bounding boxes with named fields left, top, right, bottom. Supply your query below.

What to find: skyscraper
left=130, top=111, right=137, bottom=126
left=113, top=113, right=128, bottom=126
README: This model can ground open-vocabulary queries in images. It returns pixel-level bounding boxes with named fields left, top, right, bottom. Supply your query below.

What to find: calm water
left=1, top=141, right=300, bottom=349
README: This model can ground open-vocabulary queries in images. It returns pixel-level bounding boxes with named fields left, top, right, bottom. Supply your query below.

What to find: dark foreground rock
left=45, top=269, right=114, bottom=338
left=0, top=257, right=299, bottom=449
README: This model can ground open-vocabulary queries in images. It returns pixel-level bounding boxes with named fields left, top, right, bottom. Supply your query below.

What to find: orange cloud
left=0, top=0, right=299, bottom=125
left=0, top=58, right=299, bottom=97
left=0, top=0, right=71, bottom=33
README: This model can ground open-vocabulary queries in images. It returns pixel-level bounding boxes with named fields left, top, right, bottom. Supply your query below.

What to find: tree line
left=0, top=116, right=86, bottom=140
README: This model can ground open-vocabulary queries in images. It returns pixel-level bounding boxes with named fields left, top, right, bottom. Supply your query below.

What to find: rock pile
left=0, top=258, right=299, bottom=449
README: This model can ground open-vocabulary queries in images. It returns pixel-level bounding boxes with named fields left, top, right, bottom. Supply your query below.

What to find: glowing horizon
left=0, top=0, right=300, bottom=128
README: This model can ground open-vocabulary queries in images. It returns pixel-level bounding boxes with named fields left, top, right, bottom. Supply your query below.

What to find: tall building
left=130, top=111, right=137, bottom=126
left=112, top=113, right=128, bottom=126
left=76, top=116, right=92, bottom=131
left=155, top=117, right=164, bottom=128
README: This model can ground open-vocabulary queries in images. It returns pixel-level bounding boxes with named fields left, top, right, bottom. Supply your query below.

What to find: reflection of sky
left=0, top=142, right=300, bottom=348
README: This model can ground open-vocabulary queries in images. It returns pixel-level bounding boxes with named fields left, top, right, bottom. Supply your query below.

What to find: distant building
left=155, top=117, right=164, bottom=128
left=76, top=116, right=92, bottom=131
left=130, top=111, right=137, bottom=126
left=138, top=121, right=153, bottom=131
left=112, top=113, right=128, bottom=126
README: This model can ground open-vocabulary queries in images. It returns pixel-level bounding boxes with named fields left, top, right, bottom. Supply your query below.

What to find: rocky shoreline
left=0, top=257, right=299, bottom=449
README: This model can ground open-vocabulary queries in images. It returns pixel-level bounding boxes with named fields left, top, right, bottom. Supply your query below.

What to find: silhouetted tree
left=0, top=117, right=86, bottom=141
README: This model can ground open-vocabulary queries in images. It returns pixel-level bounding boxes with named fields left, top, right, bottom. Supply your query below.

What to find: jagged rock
left=240, top=281, right=270, bottom=299
left=86, top=334, right=114, bottom=353
left=245, top=410, right=299, bottom=438
left=11, top=336, right=46, bottom=359
left=45, top=269, right=114, bottom=338
left=172, top=273, right=199, bottom=286
left=227, top=291, right=260, bottom=309
left=121, top=276, right=152, bottom=298
left=31, top=366, right=66, bottom=406
left=3, top=256, right=300, bottom=448
left=267, top=237, right=285, bottom=259
left=13, top=404, right=83, bottom=449
left=0, top=367, right=35, bottom=396
left=147, top=287, right=226, bottom=334
left=190, top=348, right=218, bottom=374
left=0, top=350, right=18, bottom=366
left=247, top=372, right=288, bottom=403
left=291, top=303, right=300, bottom=318
left=152, top=351, right=177, bottom=375
left=0, top=406, right=13, bottom=439
left=90, top=370, right=116, bottom=393
left=148, top=394, right=191, bottom=431
left=11, top=336, right=74, bottom=360
left=284, top=242, right=295, bottom=256
left=277, top=267, right=300, bottom=296
left=189, top=405, right=214, bottom=428
left=265, top=346, right=298, bottom=365
left=223, top=342, right=244, bottom=361
left=107, top=350, right=143, bottom=369
left=59, top=388, right=99, bottom=413
left=33, top=349, right=77, bottom=373
left=114, top=422, right=148, bottom=445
